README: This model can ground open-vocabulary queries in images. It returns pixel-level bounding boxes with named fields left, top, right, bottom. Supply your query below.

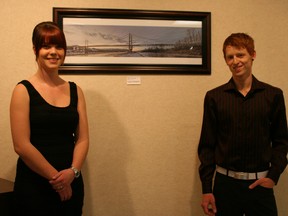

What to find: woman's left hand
left=49, top=168, right=75, bottom=193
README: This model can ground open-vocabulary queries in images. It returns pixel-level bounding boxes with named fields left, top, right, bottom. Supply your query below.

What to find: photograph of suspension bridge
left=63, top=20, right=203, bottom=65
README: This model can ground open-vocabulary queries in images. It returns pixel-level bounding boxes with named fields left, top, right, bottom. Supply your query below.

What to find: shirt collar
left=224, top=75, right=266, bottom=93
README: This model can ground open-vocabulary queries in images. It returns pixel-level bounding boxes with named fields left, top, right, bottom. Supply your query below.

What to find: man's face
left=224, top=45, right=256, bottom=79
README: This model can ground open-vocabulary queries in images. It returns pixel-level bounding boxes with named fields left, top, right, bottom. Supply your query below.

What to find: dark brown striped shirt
left=198, top=76, right=288, bottom=194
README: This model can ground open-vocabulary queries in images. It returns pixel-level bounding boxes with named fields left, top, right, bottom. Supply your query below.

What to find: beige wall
left=1, top=0, right=287, bottom=215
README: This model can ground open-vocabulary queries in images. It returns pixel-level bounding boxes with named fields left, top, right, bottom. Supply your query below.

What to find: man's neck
left=233, top=74, right=253, bottom=96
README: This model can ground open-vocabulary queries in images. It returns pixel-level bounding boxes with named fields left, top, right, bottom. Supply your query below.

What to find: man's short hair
left=223, top=33, right=255, bottom=57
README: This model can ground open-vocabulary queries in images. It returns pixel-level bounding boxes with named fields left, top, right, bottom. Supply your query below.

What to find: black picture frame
left=53, top=8, right=211, bottom=75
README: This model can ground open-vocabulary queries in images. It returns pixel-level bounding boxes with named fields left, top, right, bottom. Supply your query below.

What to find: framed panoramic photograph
left=53, top=8, right=211, bottom=74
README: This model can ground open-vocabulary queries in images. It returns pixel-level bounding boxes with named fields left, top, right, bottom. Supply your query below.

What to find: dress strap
left=69, top=82, right=78, bottom=107
left=18, top=80, right=78, bottom=108
left=18, top=80, right=37, bottom=97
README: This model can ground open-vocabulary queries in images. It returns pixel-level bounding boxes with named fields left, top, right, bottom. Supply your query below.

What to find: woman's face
left=36, top=44, right=65, bottom=71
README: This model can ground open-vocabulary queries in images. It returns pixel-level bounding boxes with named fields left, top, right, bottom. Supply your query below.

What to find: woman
left=10, top=21, right=89, bottom=215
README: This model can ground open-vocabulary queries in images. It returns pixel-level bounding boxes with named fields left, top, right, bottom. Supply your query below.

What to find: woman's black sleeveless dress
left=13, top=80, right=84, bottom=216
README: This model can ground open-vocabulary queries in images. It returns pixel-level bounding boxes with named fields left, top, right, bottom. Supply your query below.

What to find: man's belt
left=216, top=166, right=268, bottom=180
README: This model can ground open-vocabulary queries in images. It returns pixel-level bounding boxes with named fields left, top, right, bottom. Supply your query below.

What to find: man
left=198, top=33, right=288, bottom=216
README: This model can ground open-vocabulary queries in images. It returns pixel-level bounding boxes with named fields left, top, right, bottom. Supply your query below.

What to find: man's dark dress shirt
left=198, top=76, right=288, bottom=194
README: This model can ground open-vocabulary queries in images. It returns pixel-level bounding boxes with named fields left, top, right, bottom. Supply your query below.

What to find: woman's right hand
left=57, top=184, right=72, bottom=201
left=49, top=168, right=75, bottom=201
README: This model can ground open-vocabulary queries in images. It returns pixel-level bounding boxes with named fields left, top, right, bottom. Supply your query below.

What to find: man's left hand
left=249, top=178, right=275, bottom=189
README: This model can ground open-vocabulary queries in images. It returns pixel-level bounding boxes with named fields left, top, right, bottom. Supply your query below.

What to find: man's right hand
left=201, top=193, right=217, bottom=216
